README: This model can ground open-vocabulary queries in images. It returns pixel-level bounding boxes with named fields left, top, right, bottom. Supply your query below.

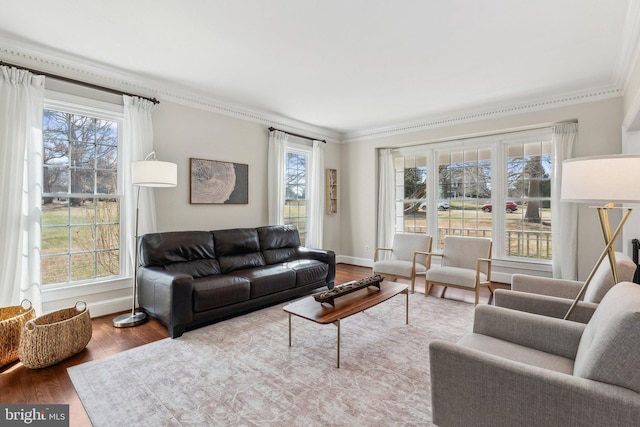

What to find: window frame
left=393, top=128, right=554, bottom=264
left=41, top=91, right=127, bottom=291
left=283, top=141, right=312, bottom=245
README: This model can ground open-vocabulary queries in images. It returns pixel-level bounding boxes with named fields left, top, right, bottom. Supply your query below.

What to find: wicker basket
left=18, top=301, right=92, bottom=369
left=0, top=300, right=35, bottom=367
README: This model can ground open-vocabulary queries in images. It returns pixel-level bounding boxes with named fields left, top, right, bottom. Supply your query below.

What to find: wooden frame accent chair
left=373, top=233, right=432, bottom=294
left=425, top=235, right=493, bottom=304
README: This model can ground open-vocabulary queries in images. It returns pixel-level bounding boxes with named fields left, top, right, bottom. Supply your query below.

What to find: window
left=505, top=141, right=552, bottom=259
left=284, top=147, right=309, bottom=245
left=393, top=129, right=553, bottom=261
left=41, top=105, right=122, bottom=285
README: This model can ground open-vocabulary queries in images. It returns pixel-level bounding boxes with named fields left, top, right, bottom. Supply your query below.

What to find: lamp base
left=113, top=311, right=148, bottom=328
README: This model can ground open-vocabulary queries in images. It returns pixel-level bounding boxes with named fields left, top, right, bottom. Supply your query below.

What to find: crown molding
left=0, top=35, right=341, bottom=143
left=340, top=85, right=623, bottom=143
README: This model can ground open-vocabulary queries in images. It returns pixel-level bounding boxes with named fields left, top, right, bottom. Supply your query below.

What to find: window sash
left=41, top=94, right=124, bottom=287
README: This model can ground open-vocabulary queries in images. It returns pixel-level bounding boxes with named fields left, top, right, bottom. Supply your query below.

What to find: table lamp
left=560, top=154, right=640, bottom=320
left=113, top=152, right=177, bottom=328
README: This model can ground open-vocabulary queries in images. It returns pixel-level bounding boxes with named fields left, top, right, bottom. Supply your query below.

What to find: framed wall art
left=190, top=158, right=248, bottom=204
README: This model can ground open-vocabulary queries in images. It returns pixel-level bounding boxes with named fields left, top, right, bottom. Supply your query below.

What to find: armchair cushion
left=426, top=266, right=487, bottom=288
left=574, top=282, right=640, bottom=393
left=373, top=259, right=427, bottom=278
left=583, top=252, right=638, bottom=303
left=442, top=235, right=491, bottom=273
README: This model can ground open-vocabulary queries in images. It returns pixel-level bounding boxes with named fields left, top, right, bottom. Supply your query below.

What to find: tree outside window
left=41, top=109, right=121, bottom=285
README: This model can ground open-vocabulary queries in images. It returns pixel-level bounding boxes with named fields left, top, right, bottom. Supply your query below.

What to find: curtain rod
left=268, top=127, right=326, bottom=143
left=0, top=60, right=160, bottom=105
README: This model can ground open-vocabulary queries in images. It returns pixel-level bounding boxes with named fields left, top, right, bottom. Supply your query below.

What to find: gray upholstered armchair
left=429, top=282, right=640, bottom=426
left=494, top=251, right=637, bottom=323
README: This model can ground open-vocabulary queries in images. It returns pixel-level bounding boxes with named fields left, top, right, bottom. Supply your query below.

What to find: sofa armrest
left=429, top=340, right=640, bottom=427
left=472, top=305, right=585, bottom=359
left=494, top=289, right=598, bottom=323
left=137, top=266, right=194, bottom=337
left=511, top=274, right=584, bottom=298
left=297, top=247, right=336, bottom=288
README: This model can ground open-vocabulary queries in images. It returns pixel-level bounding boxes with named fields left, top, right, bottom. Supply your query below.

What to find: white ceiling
left=0, top=0, right=638, bottom=139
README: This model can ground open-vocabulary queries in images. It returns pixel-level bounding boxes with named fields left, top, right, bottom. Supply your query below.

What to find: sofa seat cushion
left=287, top=259, right=329, bottom=287
left=228, top=264, right=296, bottom=298
left=458, top=333, right=575, bottom=375
left=426, top=266, right=487, bottom=288
left=192, top=275, right=251, bottom=313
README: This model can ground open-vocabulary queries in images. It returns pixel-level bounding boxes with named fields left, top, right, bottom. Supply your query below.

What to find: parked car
left=481, top=201, right=518, bottom=213
left=419, top=201, right=450, bottom=211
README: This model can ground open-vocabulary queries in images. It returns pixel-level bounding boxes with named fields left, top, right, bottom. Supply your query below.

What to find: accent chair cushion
left=373, top=259, right=427, bottom=278
left=583, top=252, right=638, bottom=303
left=574, top=282, right=640, bottom=393
left=391, top=233, right=431, bottom=264
left=426, top=266, right=487, bottom=288
left=442, top=236, right=491, bottom=273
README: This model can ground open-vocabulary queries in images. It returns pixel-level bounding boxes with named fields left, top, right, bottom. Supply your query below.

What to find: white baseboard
left=337, top=255, right=372, bottom=267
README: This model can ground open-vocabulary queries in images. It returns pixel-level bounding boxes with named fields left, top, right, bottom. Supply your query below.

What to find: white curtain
left=377, top=148, right=395, bottom=254
left=306, top=140, right=325, bottom=248
left=122, top=95, right=157, bottom=276
left=552, top=123, right=578, bottom=279
left=268, top=130, right=288, bottom=225
left=0, top=66, right=45, bottom=310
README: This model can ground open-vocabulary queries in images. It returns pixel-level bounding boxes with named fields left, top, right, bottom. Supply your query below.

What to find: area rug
left=68, top=294, right=475, bottom=426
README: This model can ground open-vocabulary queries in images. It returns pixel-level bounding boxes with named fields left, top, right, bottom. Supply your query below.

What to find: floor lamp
left=560, top=154, right=640, bottom=320
left=113, top=152, right=177, bottom=328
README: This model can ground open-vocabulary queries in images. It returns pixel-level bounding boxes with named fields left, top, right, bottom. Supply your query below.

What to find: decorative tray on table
left=313, top=274, right=384, bottom=307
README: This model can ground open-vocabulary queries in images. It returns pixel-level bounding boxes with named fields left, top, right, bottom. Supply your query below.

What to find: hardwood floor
left=0, top=264, right=507, bottom=427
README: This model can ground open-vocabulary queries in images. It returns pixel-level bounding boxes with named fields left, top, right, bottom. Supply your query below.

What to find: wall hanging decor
left=190, top=158, right=248, bottom=204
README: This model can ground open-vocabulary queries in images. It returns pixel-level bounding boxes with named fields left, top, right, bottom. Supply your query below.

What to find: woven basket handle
left=21, top=299, right=32, bottom=310
left=24, top=320, right=36, bottom=332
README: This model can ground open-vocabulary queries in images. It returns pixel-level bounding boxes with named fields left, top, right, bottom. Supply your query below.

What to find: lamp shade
left=131, top=160, right=177, bottom=187
left=561, top=155, right=640, bottom=203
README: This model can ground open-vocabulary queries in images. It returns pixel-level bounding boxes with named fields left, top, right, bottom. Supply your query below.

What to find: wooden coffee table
left=283, top=281, right=409, bottom=368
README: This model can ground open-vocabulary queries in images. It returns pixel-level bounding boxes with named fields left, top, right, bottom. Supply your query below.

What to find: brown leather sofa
left=137, top=225, right=335, bottom=337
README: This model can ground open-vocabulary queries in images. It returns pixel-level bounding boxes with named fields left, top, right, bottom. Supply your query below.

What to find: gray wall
left=152, top=101, right=343, bottom=251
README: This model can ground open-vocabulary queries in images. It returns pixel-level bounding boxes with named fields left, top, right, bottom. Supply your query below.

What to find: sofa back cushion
left=583, top=252, right=638, bottom=303
left=139, top=231, right=220, bottom=278
left=258, top=225, right=301, bottom=264
left=213, top=228, right=265, bottom=273
left=574, top=282, right=640, bottom=393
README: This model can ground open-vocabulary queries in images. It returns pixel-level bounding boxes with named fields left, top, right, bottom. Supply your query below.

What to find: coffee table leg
left=333, top=319, right=341, bottom=368
left=288, top=313, right=292, bottom=347
left=404, top=288, right=409, bottom=325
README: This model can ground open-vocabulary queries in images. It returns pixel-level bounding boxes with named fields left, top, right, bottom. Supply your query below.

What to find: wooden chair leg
left=475, top=287, right=480, bottom=305
left=441, top=286, right=447, bottom=299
